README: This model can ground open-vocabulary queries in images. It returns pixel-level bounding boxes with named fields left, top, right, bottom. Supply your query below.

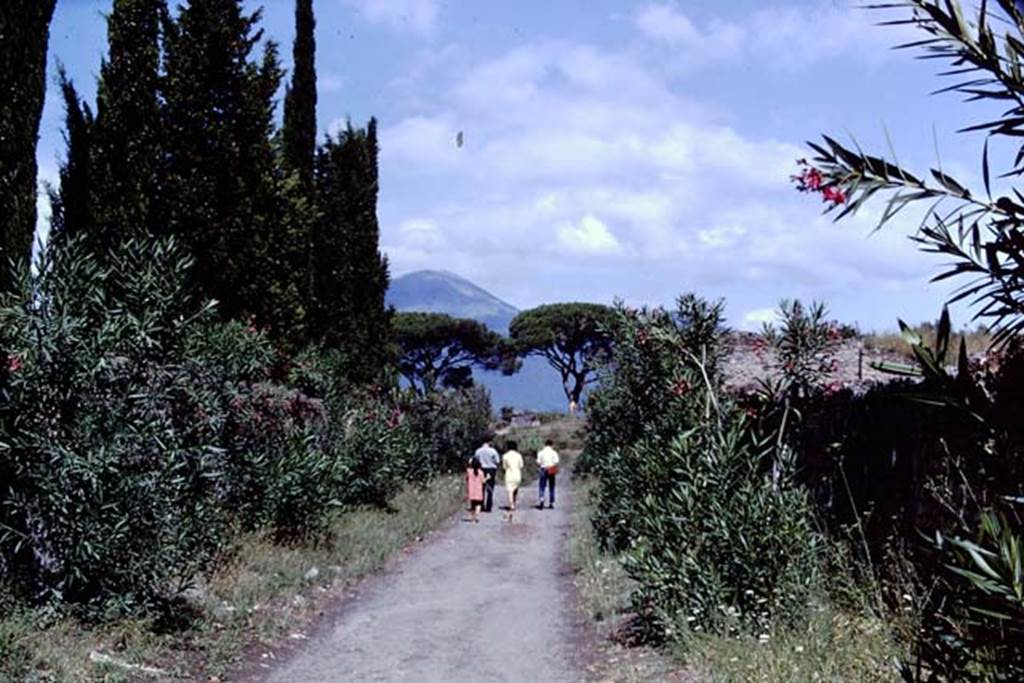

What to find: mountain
left=386, top=269, right=518, bottom=334
left=386, top=270, right=567, bottom=412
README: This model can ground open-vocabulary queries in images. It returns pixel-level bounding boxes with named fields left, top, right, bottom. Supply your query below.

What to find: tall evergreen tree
left=48, top=70, right=95, bottom=249
left=282, top=0, right=317, bottom=191
left=90, top=0, right=166, bottom=253
left=313, top=119, right=391, bottom=382
left=281, top=0, right=318, bottom=339
left=0, top=0, right=57, bottom=291
left=163, top=0, right=304, bottom=340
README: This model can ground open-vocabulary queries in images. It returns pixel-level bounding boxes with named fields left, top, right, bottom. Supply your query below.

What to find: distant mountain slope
left=386, top=270, right=567, bottom=411
left=387, top=270, right=518, bottom=334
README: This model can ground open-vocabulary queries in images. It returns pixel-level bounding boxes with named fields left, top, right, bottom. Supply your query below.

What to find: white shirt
left=537, top=446, right=560, bottom=469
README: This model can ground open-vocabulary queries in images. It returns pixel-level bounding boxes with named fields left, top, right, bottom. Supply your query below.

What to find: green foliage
left=47, top=68, right=95, bottom=248
left=910, top=509, right=1024, bottom=681
left=761, top=299, right=840, bottom=400
left=620, top=424, right=821, bottom=639
left=329, top=398, right=417, bottom=507
left=583, top=294, right=820, bottom=640
left=89, top=0, right=165, bottom=252
left=510, top=302, right=615, bottom=409
left=393, top=312, right=512, bottom=394
left=0, top=0, right=57, bottom=292
left=0, top=239, right=230, bottom=612
left=282, top=0, right=317, bottom=192
left=0, top=235, right=487, bottom=615
left=583, top=296, right=728, bottom=476
left=163, top=0, right=306, bottom=343
left=402, top=386, right=493, bottom=474
left=311, top=120, right=391, bottom=377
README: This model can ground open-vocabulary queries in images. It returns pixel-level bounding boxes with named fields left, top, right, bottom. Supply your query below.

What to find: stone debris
left=88, top=651, right=169, bottom=678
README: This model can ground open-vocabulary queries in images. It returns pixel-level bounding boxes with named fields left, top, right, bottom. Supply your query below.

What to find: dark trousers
left=481, top=468, right=497, bottom=511
left=538, top=468, right=556, bottom=506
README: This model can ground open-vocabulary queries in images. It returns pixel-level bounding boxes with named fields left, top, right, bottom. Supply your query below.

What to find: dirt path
left=259, top=477, right=586, bottom=682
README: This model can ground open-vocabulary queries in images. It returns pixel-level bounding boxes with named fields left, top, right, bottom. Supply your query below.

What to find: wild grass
left=675, top=605, right=899, bottom=682
left=0, top=475, right=462, bottom=682
left=862, top=323, right=992, bottom=359
left=567, top=479, right=633, bottom=626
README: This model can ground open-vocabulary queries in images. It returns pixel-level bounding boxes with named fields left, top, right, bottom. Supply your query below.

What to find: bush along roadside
left=0, top=238, right=491, bottom=680
left=580, top=296, right=823, bottom=640
left=580, top=293, right=1024, bottom=680
left=577, top=295, right=903, bottom=679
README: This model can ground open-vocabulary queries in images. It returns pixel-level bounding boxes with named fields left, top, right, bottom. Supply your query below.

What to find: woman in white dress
left=501, top=440, right=524, bottom=522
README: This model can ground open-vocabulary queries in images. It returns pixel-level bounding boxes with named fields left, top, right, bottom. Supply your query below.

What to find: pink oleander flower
left=793, top=161, right=847, bottom=206
left=671, top=379, right=691, bottom=397
left=7, top=355, right=22, bottom=373
left=821, top=185, right=847, bottom=205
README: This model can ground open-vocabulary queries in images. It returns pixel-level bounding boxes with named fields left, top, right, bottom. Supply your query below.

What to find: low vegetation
left=0, top=476, right=464, bottom=681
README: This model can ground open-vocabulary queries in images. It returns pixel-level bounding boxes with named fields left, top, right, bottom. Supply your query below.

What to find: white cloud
left=557, top=215, right=622, bottom=254
left=698, top=224, right=746, bottom=248
left=375, top=31, right=943, bottom=327
left=398, top=217, right=445, bottom=249
left=340, top=0, right=440, bottom=37
left=632, top=1, right=909, bottom=70
left=319, top=73, right=344, bottom=94
left=741, top=307, right=781, bottom=331
left=634, top=3, right=701, bottom=45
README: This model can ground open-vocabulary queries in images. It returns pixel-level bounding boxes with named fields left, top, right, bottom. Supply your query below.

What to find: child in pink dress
left=466, top=457, right=485, bottom=523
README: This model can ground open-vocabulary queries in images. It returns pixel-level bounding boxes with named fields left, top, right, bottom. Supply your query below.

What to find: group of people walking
left=465, top=438, right=560, bottom=522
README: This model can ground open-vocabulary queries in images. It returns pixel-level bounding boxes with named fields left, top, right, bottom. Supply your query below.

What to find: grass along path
left=0, top=476, right=464, bottom=682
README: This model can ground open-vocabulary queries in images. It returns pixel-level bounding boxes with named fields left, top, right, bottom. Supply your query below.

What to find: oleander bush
left=582, top=295, right=822, bottom=640
left=0, top=240, right=233, bottom=612
left=0, top=238, right=487, bottom=616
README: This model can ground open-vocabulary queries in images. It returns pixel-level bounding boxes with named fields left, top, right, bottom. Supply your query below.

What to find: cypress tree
left=282, top=0, right=317, bottom=191
left=90, top=0, right=166, bottom=253
left=313, top=119, right=391, bottom=382
left=0, top=0, right=58, bottom=290
left=48, top=70, right=96, bottom=249
left=281, top=0, right=318, bottom=343
left=163, top=0, right=304, bottom=339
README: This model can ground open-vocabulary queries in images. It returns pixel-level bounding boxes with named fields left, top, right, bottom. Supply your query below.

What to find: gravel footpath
left=261, top=477, right=584, bottom=683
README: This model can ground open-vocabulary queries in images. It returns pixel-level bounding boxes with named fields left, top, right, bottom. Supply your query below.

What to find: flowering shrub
left=760, top=299, right=840, bottom=400
left=0, top=240, right=232, bottom=611
left=582, top=294, right=821, bottom=640
left=0, top=238, right=484, bottom=614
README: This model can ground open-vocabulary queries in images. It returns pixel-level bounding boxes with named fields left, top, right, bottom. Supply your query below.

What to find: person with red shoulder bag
left=536, top=440, right=560, bottom=510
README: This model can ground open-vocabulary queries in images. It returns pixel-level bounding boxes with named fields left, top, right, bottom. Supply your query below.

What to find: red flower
left=7, top=355, right=22, bottom=373
left=791, top=165, right=824, bottom=192
left=821, top=186, right=846, bottom=205
left=792, top=161, right=846, bottom=206
left=671, top=379, right=691, bottom=397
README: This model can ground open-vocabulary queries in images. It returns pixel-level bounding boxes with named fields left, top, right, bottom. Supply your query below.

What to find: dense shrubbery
left=777, top=318, right=1024, bottom=681
left=0, top=238, right=489, bottom=616
left=581, top=296, right=822, bottom=640
left=401, top=385, right=492, bottom=476
left=0, top=240, right=234, bottom=611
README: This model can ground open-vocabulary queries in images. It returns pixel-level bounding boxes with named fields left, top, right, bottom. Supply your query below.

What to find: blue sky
left=39, top=0, right=1008, bottom=331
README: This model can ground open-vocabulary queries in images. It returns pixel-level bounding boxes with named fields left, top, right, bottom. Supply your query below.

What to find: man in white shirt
left=536, top=440, right=560, bottom=510
left=474, top=439, right=501, bottom=512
